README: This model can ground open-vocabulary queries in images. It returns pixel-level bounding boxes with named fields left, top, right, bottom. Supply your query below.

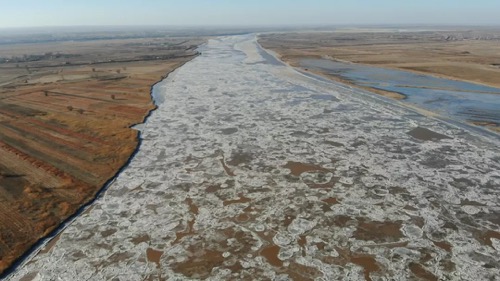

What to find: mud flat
left=7, top=35, right=500, bottom=280
left=0, top=35, right=202, bottom=274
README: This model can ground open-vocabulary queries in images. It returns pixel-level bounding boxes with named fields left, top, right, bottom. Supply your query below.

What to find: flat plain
left=259, top=28, right=500, bottom=88
left=0, top=33, right=203, bottom=274
left=259, top=28, right=500, bottom=132
left=8, top=35, right=500, bottom=281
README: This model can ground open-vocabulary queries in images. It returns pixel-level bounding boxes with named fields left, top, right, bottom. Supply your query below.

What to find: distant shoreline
left=258, top=29, right=500, bottom=133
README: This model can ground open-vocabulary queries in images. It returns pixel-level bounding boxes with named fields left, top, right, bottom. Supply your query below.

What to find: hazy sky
left=1, top=0, right=499, bottom=28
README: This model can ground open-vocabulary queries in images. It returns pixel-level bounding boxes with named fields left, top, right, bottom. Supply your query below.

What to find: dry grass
left=0, top=36, right=203, bottom=273
left=259, top=29, right=500, bottom=89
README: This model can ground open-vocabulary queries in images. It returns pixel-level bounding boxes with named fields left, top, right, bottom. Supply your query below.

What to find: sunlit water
left=300, top=58, right=500, bottom=125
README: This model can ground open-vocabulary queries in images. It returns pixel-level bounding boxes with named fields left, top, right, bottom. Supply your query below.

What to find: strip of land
left=0, top=35, right=203, bottom=273
left=258, top=28, right=500, bottom=132
left=259, top=28, right=500, bottom=88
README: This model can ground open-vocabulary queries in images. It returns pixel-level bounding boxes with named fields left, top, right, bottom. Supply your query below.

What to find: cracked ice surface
left=9, top=35, right=500, bottom=280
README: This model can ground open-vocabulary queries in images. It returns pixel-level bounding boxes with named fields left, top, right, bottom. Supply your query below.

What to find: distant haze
left=1, top=0, right=499, bottom=28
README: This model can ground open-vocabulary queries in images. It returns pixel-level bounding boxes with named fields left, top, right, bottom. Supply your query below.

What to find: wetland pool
left=300, top=58, right=500, bottom=126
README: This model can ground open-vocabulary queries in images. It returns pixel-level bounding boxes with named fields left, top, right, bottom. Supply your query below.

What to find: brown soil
left=220, top=159, right=236, bottom=177
left=38, top=232, right=62, bottom=255
left=471, top=121, right=500, bottom=133
left=174, top=219, right=196, bottom=244
left=131, top=234, right=151, bottom=245
left=185, top=198, right=199, bottom=215
left=353, top=219, right=403, bottom=243
left=479, top=230, right=500, bottom=248
left=407, top=127, right=452, bottom=141
left=146, top=248, right=163, bottom=268
left=322, top=197, right=339, bottom=205
left=433, top=241, right=453, bottom=252
left=283, top=161, right=330, bottom=176
left=286, top=262, right=322, bottom=281
left=260, top=245, right=282, bottom=267
left=351, top=256, right=380, bottom=281
left=409, top=262, right=439, bottom=281
left=0, top=36, right=202, bottom=274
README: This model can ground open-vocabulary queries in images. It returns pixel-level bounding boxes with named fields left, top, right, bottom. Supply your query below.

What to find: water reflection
left=300, top=58, right=500, bottom=126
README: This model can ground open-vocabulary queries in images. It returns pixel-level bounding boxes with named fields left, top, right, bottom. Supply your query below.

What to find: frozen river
left=9, top=35, right=500, bottom=280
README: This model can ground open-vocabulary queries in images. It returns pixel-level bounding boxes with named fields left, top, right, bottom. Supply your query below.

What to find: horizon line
left=1, top=23, right=500, bottom=30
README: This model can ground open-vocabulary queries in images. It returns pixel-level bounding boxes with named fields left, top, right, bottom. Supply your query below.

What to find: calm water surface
left=300, top=59, right=500, bottom=125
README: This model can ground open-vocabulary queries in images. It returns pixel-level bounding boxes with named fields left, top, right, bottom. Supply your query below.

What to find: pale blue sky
left=1, top=0, right=499, bottom=28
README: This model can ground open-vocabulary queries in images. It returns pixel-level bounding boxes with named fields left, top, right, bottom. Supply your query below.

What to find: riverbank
left=258, top=29, right=500, bottom=89
left=8, top=34, right=500, bottom=281
left=258, top=30, right=500, bottom=133
left=0, top=37, right=202, bottom=274
left=297, top=60, right=500, bottom=133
